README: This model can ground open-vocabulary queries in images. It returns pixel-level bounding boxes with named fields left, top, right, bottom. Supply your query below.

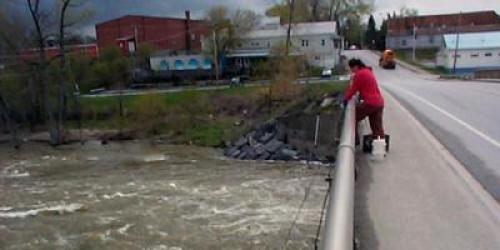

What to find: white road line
left=385, top=84, right=500, bottom=150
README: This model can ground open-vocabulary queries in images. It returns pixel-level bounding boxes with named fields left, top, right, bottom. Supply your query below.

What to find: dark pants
left=356, top=103, right=385, bottom=141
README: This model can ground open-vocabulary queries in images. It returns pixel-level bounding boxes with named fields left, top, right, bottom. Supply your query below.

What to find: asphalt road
left=346, top=50, right=500, bottom=201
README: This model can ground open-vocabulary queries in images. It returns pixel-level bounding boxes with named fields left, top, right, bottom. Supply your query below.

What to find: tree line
left=0, top=1, right=383, bottom=147
left=0, top=0, right=136, bottom=146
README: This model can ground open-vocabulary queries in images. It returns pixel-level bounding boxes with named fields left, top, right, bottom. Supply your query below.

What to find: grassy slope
left=78, top=81, right=348, bottom=146
left=394, top=49, right=448, bottom=75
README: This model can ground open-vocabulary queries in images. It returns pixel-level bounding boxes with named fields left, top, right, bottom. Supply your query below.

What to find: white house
left=226, top=18, right=341, bottom=74
left=436, top=31, right=500, bottom=75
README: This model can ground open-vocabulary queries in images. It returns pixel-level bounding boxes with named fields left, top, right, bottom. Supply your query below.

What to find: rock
left=264, top=139, right=283, bottom=153
left=258, top=132, right=275, bottom=144
left=229, top=149, right=241, bottom=158
left=253, top=130, right=264, bottom=140
left=276, top=129, right=288, bottom=143
left=272, top=148, right=298, bottom=161
left=271, top=152, right=291, bottom=161
left=321, top=97, right=336, bottom=108
left=281, top=148, right=298, bottom=158
left=234, top=137, right=247, bottom=148
left=237, top=151, right=248, bottom=160
left=254, top=143, right=267, bottom=155
left=244, top=148, right=258, bottom=160
left=261, top=121, right=277, bottom=133
left=224, top=147, right=239, bottom=157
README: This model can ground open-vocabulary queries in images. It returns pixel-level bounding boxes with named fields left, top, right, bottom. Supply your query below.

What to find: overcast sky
left=7, top=0, right=500, bottom=36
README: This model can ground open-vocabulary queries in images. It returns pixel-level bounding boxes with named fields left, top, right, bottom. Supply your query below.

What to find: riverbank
left=1, top=81, right=347, bottom=148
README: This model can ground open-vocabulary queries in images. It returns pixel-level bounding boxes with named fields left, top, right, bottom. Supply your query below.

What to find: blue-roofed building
left=436, top=31, right=500, bottom=76
left=149, top=52, right=213, bottom=80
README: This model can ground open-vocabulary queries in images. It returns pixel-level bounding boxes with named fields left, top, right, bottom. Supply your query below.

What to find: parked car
left=321, top=68, right=333, bottom=78
left=349, top=45, right=358, bottom=50
left=230, top=75, right=250, bottom=87
left=379, top=49, right=396, bottom=69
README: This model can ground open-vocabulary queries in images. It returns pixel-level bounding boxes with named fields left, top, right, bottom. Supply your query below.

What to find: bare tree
left=54, top=0, right=72, bottom=144
left=0, top=83, right=20, bottom=148
left=0, top=4, right=41, bottom=130
left=285, top=0, right=295, bottom=56
left=26, top=0, right=59, bottom=145
left=205, top=6, right=258, bottom=79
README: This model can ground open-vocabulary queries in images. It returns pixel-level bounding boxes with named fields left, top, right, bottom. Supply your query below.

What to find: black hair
left=348, top=58, right=366, bottom=68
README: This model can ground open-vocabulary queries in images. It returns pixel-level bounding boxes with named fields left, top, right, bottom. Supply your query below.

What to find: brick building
left=95, top=11, right=209, bottom=55
left=386, top=11, right=500, bottom=50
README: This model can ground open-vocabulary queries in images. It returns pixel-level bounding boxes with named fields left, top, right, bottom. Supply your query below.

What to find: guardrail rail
left=320, top=98, right=356, bottom=250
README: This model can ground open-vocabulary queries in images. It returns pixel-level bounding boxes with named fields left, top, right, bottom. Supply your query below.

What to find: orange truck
left=379, top=49, right=396, bottom=69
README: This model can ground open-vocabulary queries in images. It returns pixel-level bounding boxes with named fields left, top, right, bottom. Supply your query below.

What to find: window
left=301, top=40, right=309, bottom=47
left=174, top=60, right=185, bottom=70
left=471, top=54, right=479, bottom=58
left=485, top=52, right=492, bottom=57
left=453, top=54, right=461, bottom=58
left=188, top=58, right=199, bottom=70
left=321, top=39, right=326, bottom=46
left=429, top=36, right=434, bottom=44
left=267, top=42, right=271, bottom=48
left=401, top=39, right=407, bottom=46
left=315, top=55, right=320, bottom=60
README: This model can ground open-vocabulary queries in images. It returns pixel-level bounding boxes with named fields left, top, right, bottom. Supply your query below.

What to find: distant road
left=82, top=77, right=348, bottom=98
left=346, top=50, right=500, bottom=200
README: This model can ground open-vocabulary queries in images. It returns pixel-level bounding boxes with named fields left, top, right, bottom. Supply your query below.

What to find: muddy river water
left=0, top=141, right=330, bottom=249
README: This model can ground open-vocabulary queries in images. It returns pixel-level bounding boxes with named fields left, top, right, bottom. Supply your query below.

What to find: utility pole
left=285, top=0, right=295, bottom=56
left=412, top=21, right=417, bottom=62
left=212, top=30, right=219, bottom=81
left=452, top=12, right=462, bottom=74
left=133, top=25, right=138, bottom=72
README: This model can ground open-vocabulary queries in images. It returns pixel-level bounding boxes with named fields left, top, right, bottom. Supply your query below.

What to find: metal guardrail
left=320, top=98, right=356, bottom=250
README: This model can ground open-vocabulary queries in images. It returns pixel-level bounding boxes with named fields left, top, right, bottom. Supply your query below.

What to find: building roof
left=388, top=24, right=500, bottom=37
left=244, top=21, right=337, bottom=39
left=96, top=14, right=204, bottom=27
left=443, top=31, right=500, bottom=49
left=387, top=10, right=500, bottom=36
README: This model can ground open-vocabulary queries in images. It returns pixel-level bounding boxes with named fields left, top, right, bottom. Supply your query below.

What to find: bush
left=269, top=56, right=305, bottom=101
left=132, top=94, right=167, bottom=134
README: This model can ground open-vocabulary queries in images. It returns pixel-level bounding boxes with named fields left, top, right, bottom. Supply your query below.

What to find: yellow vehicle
left=379, top=49, right=396, bottom=69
